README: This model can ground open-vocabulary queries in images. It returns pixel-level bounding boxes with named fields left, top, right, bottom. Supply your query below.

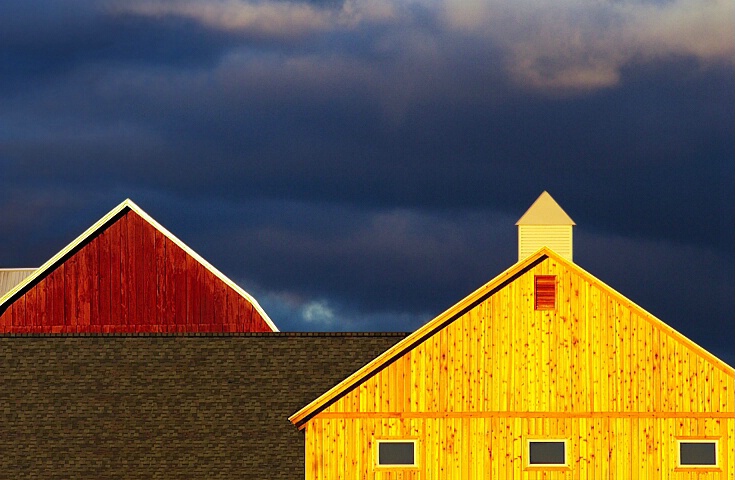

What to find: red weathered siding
left=0, top=209, right=271, bottom=333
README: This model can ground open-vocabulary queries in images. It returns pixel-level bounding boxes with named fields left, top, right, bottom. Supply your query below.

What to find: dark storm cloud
left=0, top=0, right=358, bottom=95
left=213, top=204, right=517, bottom=313
left=577, top=231, right=735, bottom=366
left=7, top=55, right=728, bottom=252
left=0, top=0, right=732, bottom=364
left=164, top=197, right=733, bottom=364
left=0, top=11, right=227, bottom=91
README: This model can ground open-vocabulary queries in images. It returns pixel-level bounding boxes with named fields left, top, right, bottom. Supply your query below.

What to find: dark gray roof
left=0, top=332, right=408, bottom=479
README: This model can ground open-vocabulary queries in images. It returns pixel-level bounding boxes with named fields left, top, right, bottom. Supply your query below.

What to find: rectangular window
left=534, top=275, right=556, bottom=310
left=377, top=440, right=417, bottom=467
left=678, top=440, right=717, bottom=466
left=528, top=440, right=566, bottom=466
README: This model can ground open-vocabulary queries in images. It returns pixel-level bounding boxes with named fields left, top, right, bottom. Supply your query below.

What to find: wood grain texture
left=304, top=257, right=734, bottom=479
left=0, top=209, right=272, bottom=333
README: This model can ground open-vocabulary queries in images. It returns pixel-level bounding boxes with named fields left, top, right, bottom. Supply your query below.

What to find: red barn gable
left=0, top=199, right=277, bottom=333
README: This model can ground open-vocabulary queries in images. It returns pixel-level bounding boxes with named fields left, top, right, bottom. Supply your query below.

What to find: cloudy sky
left=0, top=0, right=732, bottom=364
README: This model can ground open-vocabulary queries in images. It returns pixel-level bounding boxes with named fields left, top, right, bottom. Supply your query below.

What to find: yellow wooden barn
left=290, top=192, right=735, bottom=479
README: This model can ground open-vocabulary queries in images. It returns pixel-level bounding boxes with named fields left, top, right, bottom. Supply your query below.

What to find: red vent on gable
left=534, top=275, right=556, bottom=310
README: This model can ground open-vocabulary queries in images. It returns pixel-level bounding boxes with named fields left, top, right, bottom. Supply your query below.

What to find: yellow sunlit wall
left=303, top=255, right=734, bottom=479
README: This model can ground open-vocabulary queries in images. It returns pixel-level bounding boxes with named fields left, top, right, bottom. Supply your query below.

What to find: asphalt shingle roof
left=0, top=332, right=408, bottom=479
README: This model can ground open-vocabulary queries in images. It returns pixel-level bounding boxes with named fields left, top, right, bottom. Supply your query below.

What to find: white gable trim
left=0, top=199, right=278, bottom=332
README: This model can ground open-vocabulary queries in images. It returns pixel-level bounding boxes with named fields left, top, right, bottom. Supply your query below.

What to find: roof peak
left=516, top=191, right=575, bottom=226
left=0, top=198, right=279, bottom=332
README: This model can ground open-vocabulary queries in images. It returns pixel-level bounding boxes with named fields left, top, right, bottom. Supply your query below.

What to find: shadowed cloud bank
left=0, top=0, right=732, bottom=365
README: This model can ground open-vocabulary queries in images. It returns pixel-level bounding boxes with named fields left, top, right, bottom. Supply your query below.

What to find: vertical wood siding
left=305, top=257, right=735, bottom=478
left=0, top=210, right=271, bottom=333
left=307, top=417, right=734, bottom=479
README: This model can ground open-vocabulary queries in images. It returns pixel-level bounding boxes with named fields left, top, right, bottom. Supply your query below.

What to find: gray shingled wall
left=0, top=332, right=407, bottom=479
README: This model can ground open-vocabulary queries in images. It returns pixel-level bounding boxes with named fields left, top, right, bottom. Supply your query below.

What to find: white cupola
left=516, top=191, right=575, bottom=262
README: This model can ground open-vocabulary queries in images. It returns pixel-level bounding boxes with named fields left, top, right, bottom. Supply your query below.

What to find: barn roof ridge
left=0, top=198, right=278, bottom=332
left=289, top=246, right=734, bottom=429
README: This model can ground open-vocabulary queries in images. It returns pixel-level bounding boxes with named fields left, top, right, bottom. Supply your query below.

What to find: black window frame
left=526, top=439, right=568, bottom=467
left=376, top=439, right=418, bottom=467
left=677, top=440, right=718, bottom=467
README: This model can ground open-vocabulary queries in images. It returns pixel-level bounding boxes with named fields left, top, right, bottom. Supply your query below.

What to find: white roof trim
left=0, top=198, right=279, bottom=332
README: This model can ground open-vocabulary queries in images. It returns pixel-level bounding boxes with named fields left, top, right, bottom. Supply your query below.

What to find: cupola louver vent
left=516, top=192, right=575, bottom=262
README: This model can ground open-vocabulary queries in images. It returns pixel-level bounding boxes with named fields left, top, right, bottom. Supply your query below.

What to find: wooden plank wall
left=306, top=417, right=734, bottom=479
left=305, top=257, right=735, bottom=478
left=0, top=210, right=271, bottom=333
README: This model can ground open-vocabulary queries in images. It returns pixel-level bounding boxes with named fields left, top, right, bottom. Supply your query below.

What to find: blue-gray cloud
left=0, top=0, right=731, bottom=365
